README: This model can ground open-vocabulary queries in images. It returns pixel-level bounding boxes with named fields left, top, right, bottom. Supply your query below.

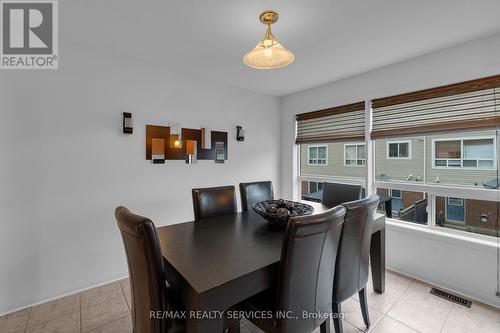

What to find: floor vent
left=430, top=288, right=472, bottom=308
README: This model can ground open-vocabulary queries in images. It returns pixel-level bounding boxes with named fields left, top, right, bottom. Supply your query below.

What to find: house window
left=390, top=189, right=402, bottom=199
left=307, top=145, right=327, bottom=165
left=387, top=189, right=405, bottom=216
left=433, top=138, right=495, bottom=169
left=309, top=181, right=324, bottom=193
left=445, top=197, right=465, bottom=224
left=387, top=141, right=411, bottom=159
left=345, top=144, right=365, bottom=166
left=447, top=197, right=464, bottom=206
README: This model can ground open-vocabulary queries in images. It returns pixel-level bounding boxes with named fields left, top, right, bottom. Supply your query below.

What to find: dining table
left=156, top=201, right=386, bottom=333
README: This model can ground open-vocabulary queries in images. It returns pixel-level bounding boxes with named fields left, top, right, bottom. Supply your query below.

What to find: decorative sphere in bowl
left=266, top=204, right=278, bottom=213
left=252, top=199, right=314, bottom=227
left=276, top=207, right=290, bottom=218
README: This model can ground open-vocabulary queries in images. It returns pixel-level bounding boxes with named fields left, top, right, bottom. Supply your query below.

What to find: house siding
left=300, top=142, right=365, bottom=179
left=375, top=137, right=425, bottom=182
left=301, top=130, right=499, bottom=189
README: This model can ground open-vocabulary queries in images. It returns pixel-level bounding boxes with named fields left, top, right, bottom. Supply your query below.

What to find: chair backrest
left=276, top=205, right=346, bottom=333
left=191, top=185, right=237, bottom=220
left=322, top=182, right=363, bottom=208
left=239, top=181, right=274, bottom=212
left=115, top=207, right=167, bottom=333
left=332, top=195, right=380, bottom=303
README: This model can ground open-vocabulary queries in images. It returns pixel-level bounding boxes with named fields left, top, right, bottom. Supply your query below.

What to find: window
left=377, top=188, right=428, bottom=224
left=301, top=181, right=325, bottom=202
left=445, top=197, right=465, bottom=224
left=390, top=189, right=402, bottom=199
left=433, top=137, right=495, bottom=170
left=345, top=144, right=365, bottom=166
left=307, top=145, right=327, bottom=165
left=298, top=75, right=500, bottom=240
left=448, top=197, right=464, bottom=206
left=436, top=196, right=497, bottom=237
left=309, top=181, right=323, bottom=193
left=387, top=141, right=411, bottom=159
left=374, top=130, right=500, bottom=233
left=300, top=142, right=366, bottom=198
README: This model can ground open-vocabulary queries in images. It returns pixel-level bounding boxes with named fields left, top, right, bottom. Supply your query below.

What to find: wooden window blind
left=371, top=75, right=500, bottom=138
left=295, top=102, right=365, bottom=144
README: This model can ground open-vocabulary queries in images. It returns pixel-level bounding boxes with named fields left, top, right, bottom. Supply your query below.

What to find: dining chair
left=321, top=182, right=363, bottom=208
left=242, top=205, right=346, bottom=333
left=239, top=181, right=274, bottom=211
left=331, top=195, right=380, bottom=333
left=115, top=207, right=240, bottom=333
left=191, top=185, right=237, bottom=220
left=115, top=206, right=185, bottom=333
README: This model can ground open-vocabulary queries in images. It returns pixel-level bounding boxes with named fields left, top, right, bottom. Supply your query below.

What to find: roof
left=483, top=179, right=499, bottom=189
left=302, top=190, right=322, bottom=202
left=302, top=189, right=391, bottom=203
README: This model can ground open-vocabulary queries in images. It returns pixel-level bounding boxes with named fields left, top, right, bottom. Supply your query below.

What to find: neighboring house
left=435, top=197, right=498, bottom=237
left=300, top=130, right=499, bottom=236
left=301, top=142, right=365, bottom=180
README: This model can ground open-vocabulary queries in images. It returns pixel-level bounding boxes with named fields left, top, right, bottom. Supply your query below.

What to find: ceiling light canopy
left=243, top=10, right=295, bottom=70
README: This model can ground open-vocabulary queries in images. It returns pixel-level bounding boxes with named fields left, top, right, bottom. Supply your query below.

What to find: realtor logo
left=1, top=0, right=58, bottom=69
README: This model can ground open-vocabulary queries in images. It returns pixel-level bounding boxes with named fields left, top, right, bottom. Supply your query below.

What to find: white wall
left=0, top=48, right=280, bottom=314
left=280, top=32, right=500, bottom=308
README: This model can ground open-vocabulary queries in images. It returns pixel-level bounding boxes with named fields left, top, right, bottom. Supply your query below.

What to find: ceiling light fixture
left=243, top=10, right=294, bottom=70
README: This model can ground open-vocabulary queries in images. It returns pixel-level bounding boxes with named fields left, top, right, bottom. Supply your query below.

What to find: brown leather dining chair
left=239, top=181, right=274, bottom=211
left=115, top=207, right=240, bottom=333
left=242, top=205, right=346, bottom=333
left=331, top=195, right=380, bottom=333
left=115, top=206, right=186, bottom=333
left=191, top=185, right=237, bottom=220
left=321, top=182, right=363, bottom=208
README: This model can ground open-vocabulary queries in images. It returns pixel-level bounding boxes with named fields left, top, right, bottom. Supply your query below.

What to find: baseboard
left=0, top=275, right=129, bottom=317
left=386, top=266, right=500, bottom=310
left=3, top=267, right=498, bottom=316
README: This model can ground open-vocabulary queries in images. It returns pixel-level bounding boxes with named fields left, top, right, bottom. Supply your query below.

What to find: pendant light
left=243, top=10, right=295, bottom=69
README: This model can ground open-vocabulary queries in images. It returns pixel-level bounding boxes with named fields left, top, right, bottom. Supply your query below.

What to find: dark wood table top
left=156, top=201, right=385, bottom=295
left=157, top=212, right=284, bottom=294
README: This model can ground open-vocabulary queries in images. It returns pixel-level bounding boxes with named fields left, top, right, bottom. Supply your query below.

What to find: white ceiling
left=64, top=1, right=500, bottom=96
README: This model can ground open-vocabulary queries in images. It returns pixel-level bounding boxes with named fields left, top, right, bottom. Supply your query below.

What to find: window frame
left=307, top=145, right=328, bottom=166
left=386, top=140, right=412, bottom=160
left=431, top=136, right=496, bottom=171
left=344, top=143, right=366, bottom=167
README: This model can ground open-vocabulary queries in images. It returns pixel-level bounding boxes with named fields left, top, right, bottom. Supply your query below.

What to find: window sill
left=385, top=218, right=499, bottom=254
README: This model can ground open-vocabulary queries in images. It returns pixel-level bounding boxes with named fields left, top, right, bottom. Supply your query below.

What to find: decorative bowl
left=252, top=199, right=314, bottom=227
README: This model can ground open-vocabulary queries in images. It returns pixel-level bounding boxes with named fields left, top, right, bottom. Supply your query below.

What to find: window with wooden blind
left=297, top=102, right=367, bottom=202
left=371, top=75, right=500, bottom=138
left=297, top=75, right=500, bottom=240
left=295, top=102, right=365, bottom=143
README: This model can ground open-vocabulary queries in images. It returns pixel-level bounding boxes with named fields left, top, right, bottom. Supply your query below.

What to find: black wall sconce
left=236, top=126, right=245, bottom=141
left=123, top=112, right=133, bottom=134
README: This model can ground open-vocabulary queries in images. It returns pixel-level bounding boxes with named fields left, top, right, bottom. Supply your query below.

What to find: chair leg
left=332, top=302, right=343, bottom=333
left=358, top=287, right=371, bottom=328
left=320, top=318, right=331, bottom=333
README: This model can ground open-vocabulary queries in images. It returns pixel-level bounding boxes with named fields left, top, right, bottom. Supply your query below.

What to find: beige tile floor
left=1, top=270, right=499, bottom=333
